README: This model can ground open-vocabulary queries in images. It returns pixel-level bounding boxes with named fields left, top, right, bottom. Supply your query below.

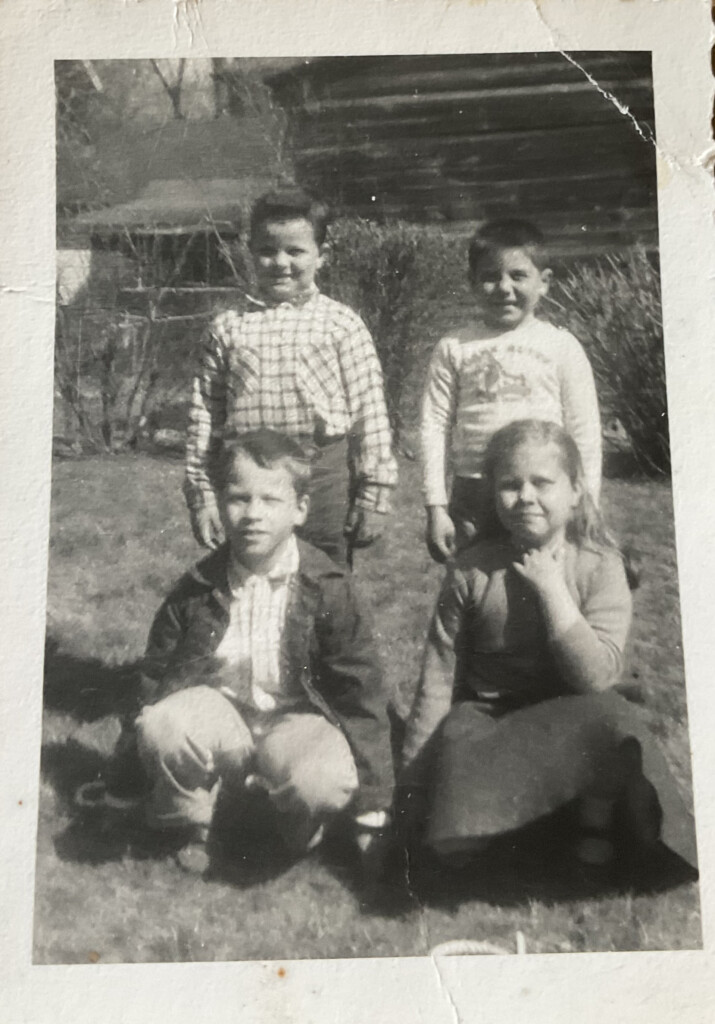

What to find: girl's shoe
left=617, top=738, right=662, bottom=848
left=574, top=795, right=617, bottom=885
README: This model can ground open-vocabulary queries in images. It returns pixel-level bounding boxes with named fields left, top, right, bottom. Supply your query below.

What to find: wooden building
left=267, top=53, right=658, bottom=255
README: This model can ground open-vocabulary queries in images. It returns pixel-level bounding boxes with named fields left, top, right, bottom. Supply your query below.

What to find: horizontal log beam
left=325, top=174, right=656, bottom=212
left=300, top=56, right=653, bottom=101
left=295, top=78, right=653, bottom=117
left=269, top=53, right=653, bottom=103
left=296, top=121, right=655, bottom=166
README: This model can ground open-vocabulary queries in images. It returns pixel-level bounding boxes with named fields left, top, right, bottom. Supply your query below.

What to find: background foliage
left=544, top=249, right=668, bottom=474
left=57, top=219, right=668, bottom=475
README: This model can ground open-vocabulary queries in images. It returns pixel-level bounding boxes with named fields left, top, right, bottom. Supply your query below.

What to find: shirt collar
left=227, top=534, right=300, bottom=592
left=246, top=284, right=319, bottom=311
left=189, top=538, right=346, bottom=595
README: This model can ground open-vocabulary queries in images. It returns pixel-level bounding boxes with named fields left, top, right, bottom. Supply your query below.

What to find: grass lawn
left=34, top=448, right=701, bottom=963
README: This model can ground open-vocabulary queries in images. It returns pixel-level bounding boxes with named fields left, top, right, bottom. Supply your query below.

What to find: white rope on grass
left=430, top=931, right=527, bottom=957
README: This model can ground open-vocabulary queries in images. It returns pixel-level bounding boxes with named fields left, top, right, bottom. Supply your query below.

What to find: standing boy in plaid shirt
left=184, top=188, right=398, bottom=565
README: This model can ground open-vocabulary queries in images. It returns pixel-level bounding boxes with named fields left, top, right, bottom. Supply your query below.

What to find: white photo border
left=1, top=1, right=714, bottom=1021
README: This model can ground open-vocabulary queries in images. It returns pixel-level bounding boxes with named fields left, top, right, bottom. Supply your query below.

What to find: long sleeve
left=402, top=566, right=468, bottom=769
left=138, top=593, right=187, bottom=706
left=184, top=323, right=229, bottom=513
left=550, top=550, right=632, bottom=693
left=559, top=335, right=602, bottom=504
left=420, top=338, right=458, bottom=507
left=312, top=575, right=395, bottom=813
left=338, top=316, right=397, bottom=513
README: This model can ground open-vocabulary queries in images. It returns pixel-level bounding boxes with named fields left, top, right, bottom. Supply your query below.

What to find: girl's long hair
left=482, top=419, right=618, bottom=553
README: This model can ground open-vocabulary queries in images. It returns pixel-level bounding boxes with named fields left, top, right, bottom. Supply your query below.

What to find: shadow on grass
left=41, top=738, right=112, bottom=809
left=40, top=738, right=133, bottom=865
left=41, top=739, right=173, bottom=867
left=41, top=737, right=697, bottom=911
left=44, top=752, right=339, bottom=882
left=372, top=811, right=699, bottom=916
left=208, top=787, right=341, bottom=888
left=336, top=802, right=699, bottom=920
left=44, top=634, right=140, bottom=722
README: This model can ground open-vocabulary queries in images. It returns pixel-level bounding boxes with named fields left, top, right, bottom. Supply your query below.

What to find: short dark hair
left=249, top=187, right=331, bottom=247
left=213, top=429, right=312, bottom=499
left=468, top=219, right=549, bottom=277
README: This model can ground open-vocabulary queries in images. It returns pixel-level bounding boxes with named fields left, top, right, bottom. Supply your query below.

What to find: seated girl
left=401, top=419, right=697, bottom=875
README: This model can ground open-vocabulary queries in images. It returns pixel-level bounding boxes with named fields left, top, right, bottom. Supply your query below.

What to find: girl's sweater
left=402, top=538, right=632, bottom=766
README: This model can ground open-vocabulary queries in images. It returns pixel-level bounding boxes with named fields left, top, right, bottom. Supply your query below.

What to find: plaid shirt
left=185, top=289, right=397, bottom=513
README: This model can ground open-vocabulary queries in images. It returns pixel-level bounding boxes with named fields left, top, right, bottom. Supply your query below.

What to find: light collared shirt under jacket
left=420, top=317, right=602, bottom=506
left=138, top=539, right=395, bottom=814
left=215, top=536, right=301, bottom=713
left=185, top=289, right=397, bottom=513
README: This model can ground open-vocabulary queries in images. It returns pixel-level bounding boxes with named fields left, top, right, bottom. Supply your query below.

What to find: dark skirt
left=426, top=691, right=698, bottom=868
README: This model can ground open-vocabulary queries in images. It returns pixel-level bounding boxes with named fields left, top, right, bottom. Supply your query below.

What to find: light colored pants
left=135, top=686, right=358, bottom=849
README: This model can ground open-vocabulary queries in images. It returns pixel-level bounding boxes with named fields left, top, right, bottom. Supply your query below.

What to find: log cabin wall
left=267, top=53, right=657, bottom=257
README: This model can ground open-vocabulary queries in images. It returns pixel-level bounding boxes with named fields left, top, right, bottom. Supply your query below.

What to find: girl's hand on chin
left=512, top=544, right=566, bottom=592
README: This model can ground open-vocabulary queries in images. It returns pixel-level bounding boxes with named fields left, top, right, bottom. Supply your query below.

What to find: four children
left=94, top=195, right=695, bottom=889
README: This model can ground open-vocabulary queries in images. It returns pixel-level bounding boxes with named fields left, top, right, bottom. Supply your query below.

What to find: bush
left=56, top=216, right=669, bottom=478
left=320, top=218, right=466, bottom=439
left=544, top=248, right=669, bottom=475
left=53, top=237, right=247, bottom=452
left=54, top=301, right=202, bottom=451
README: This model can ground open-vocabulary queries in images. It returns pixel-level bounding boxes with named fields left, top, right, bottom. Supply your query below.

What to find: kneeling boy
left=120, top=429, right=394, bottom=873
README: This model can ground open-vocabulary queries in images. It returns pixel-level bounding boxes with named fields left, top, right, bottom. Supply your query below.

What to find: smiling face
left=494, top=440, right=581, bottom=549
left=471, top=246, right=551, bottom=330
left=250, top=217, right=325, bottom=304
left=219, top=454, right=309, bottom=573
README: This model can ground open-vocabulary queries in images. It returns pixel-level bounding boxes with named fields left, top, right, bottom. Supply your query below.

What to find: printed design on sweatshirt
left=462, top=348, right=532, bottom=403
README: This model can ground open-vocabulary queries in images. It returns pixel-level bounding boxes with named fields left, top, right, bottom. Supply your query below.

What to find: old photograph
left=35, top=52, right=700, bottom=964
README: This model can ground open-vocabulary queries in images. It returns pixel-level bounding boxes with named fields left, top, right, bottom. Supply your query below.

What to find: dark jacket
left=136, top=540, right=394, bottom=814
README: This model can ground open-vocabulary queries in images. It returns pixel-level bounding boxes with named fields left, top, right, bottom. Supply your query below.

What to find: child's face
left=471, top=247, right=551, bottom=330
left=219, top=454, right=308, bottom=572
left=494, top=440, right=580, bottom=549
left=250, top=217, right=325, bottom=304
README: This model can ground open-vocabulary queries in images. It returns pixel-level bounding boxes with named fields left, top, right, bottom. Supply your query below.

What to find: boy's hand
left=426, top=506, right=456, bottom=563
left=190, top=505, right=224, bottom=549
left=344, top=507, right=384, bottom=549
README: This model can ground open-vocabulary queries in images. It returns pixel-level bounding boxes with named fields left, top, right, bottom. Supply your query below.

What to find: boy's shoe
left=173, top=826, right=212, bottom=875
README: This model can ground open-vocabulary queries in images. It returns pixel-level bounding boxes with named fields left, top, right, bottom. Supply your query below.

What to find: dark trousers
left=448, top=476, right=494, bottom=551
left=297, top=437, right=351, bottom=565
